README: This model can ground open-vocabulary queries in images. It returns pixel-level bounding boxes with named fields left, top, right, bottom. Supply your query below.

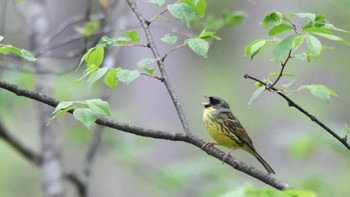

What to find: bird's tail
left=252, top=151, right=275, bottom=174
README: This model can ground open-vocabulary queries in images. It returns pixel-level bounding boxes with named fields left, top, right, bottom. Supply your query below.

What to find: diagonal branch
left=0, top=120, right=42, bottom=166
left=244, top=74, right=350, bottom=151
left=0, top=80, right=289, bottom=190
left=125, top=0, right=191, bottom=135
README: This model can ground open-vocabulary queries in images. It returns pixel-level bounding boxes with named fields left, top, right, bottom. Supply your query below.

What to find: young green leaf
left=168, top=3, right=196, bottom=27
left=262, top=11, right=283, bottom=28
left=137, top=58, right=157, bottom=75
left=85, top=99, right=111, bottom=116
left=147, top=0, right=165, bottom=6
left=273, top=34, right=297, bottom=61
left=292, top=35, right=305, bottom=51
left=288, top=12, right=316, bottom=22
left=161, top=34, right=177, bottom=44
left=98, top=36, right=116, bottom=48
left=223, top=11, right=245, bottom=26
left=73, top=108, right=97, bottom=129
left=53, top=101, right=74, bottom=114
left=75, top=21, right=100, bottom=39
left=0, top=45, right=37, bottom=61
left=87, top=67, right=109, bottom=88
left=305, top=27, right=349, bottom=44
left=306, top=34, right=322, bottom=60
left=47, top=106, right=76, bottom=126
left=186, top=38, right=209, bottom=58
left=248, top=86, right=265, bottom=108
left=85, top=46, right=104, bottom=68
left=282, top=80, right=295, bottom=88
left=181, top=0, right=207, bottom=17
left=117, top=69, right=140, bottom=84
left=268, top=24, right=294, bottom=36
left=125, top=30, right=140, bottom=43
left=300, top=84, right=338, bottom=103
left=104, top=69, right=119, bottom=89
left=198, top=29, right=221, bottom=40
left=244, top=39, right=268, bottom=60
left=268, top=72, right=295, bottom=77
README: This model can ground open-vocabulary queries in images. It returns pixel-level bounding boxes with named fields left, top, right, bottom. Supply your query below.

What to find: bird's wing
left=219, top=109, right=256, bottom=150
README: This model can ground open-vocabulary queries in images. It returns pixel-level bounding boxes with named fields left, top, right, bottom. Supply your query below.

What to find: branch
left=268, top=49, right=292, bottom=90
left=125, top=0, right=191, bottom=135
left=244, top=74, right=350, bottom=151
left=0, top=120, right=42, bottom=166
left=0, top=80, right=290, bottom=190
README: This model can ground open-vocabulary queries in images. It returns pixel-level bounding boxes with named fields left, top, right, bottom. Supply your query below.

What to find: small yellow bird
left=201, top=96, right=275, bottom=174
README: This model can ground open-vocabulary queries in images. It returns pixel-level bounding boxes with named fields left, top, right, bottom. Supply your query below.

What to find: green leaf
left=168, top=3, right=196, bottom=27
left=125, top=30, right=140, bottom=42
left=186, top=38, right=209, bottom=58
left=73, top=108, right=97, bottom=129
left=137, top=58, right=157, bottom=75
left=75, top=21, right=100, bottom=39
left=262, top=11, right=283, bottom=28
left=292, top=35, right=305, bottom=51
left=223, top=11, right=245, bottom=26
left=248, top=86, right=265, bottom=108
left=85, top=99, right=111, bottom=116
left=87, top=67, right=109, bottom=88
left=283, top=189, right=317, bottom=197
left=147, top=0, right=165, bottom=6
left=273, top=34, right=296, bottom=61
left=161, top=34, right=177, bottom=44
left=306, top=34, right=322, bottom=60
left=282, top=80, right=295, bottom=88
left=47, top=106, right=76, bottom=126
left=104, top=69, right=119, bottom=89
left=300, top=84, right=338, bottom=103
left=314, top=14, right=327, bottom=28
left=98, top=36, right=115, bottom=48
left=0, top=45, right=37, bottom=61
left=305, top=27, right=349, bottom=44
left=117, top=69, right=140, bottom=85
left=198, top=29, right=221, bottom=40
left=288, top=12, right=316, bottom=22
left=181, top=0, right=207, bottom=17
left=268, top=24, right=294, bottom=36
left=244, top=39, right=268, bottom=60
left=323, top=23, right=349, bottom=33
left=78, top=47, right=94, bottom=68
left=85, top=46, right=104, bottom=68
left=53, top=101, right=74, bottom=114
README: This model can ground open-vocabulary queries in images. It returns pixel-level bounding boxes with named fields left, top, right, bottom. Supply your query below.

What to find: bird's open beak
left=200, top=96, right=210, bottom=106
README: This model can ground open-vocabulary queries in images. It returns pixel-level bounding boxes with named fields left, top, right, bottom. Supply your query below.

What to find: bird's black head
left=202, top=96, right=230, bottom=109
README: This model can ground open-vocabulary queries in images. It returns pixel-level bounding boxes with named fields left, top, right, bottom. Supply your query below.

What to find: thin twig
left=268, top=49, right=292, bottom=90
left=149, top=8, right=168, bottom=24
left=126, top=0, right=191, bottom=134
left=161, top=43, right=187, bottom=62
left=244, top=74, right=350, bottom=151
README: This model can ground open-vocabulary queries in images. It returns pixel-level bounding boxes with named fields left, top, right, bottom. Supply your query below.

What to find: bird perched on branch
left=201, top=96, right=275, bottom=174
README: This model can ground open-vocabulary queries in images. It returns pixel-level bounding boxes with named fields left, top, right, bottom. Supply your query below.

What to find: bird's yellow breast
left=202, top=107, right=240, bottom=149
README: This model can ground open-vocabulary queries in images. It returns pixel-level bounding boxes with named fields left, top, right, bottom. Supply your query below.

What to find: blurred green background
left=1, top=0, right=350, bottom=196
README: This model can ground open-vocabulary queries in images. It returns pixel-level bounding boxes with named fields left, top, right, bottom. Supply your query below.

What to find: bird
left=201, top=96, right=275, bottom=174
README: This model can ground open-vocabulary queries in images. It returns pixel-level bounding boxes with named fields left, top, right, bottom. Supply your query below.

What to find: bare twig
left=161, top=43, right=187, bottom=62
left=149, top=8, right=168, bottom=24
left=268, top=49, right=292, bottom=90
left=126, top=0, right=191, bottom=134
left=244, top=74, right=350, bottom=151
left=0, top=80, right=289, bottom=190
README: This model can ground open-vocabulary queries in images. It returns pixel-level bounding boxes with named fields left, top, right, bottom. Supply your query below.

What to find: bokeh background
left=1, top=0, right=350, bottom=196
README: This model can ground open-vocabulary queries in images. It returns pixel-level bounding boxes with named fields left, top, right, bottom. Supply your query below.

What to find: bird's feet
left=201, top=142, right=217, bottom=149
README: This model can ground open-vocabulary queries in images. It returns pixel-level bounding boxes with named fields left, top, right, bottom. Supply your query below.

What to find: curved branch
left=0, top=80, right=289, bottom=190
left=244, top=74, right=350, bottom=151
